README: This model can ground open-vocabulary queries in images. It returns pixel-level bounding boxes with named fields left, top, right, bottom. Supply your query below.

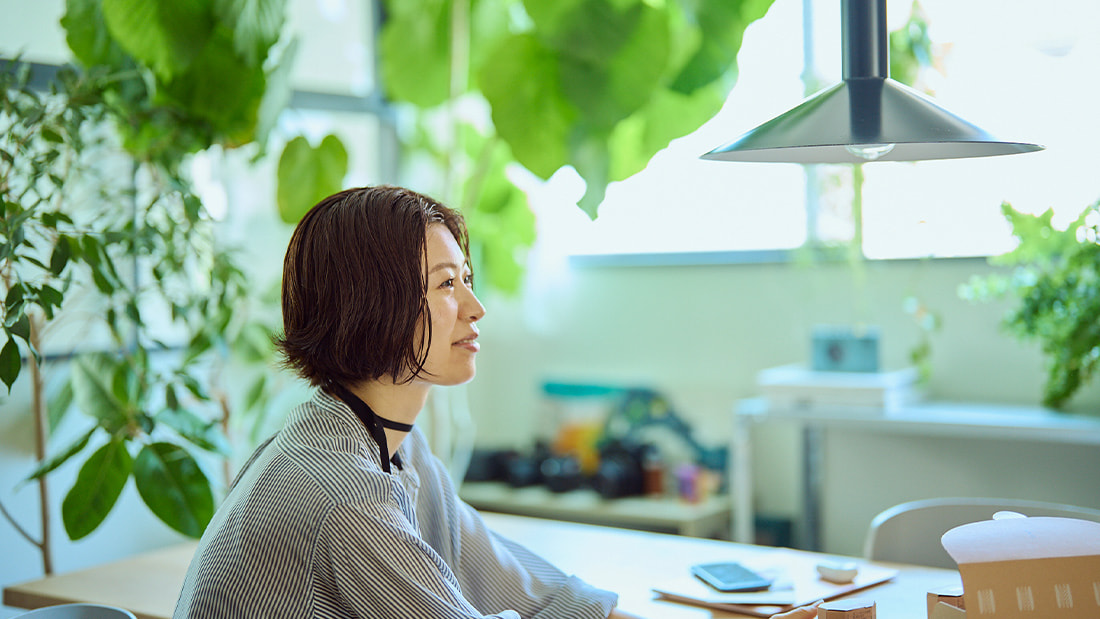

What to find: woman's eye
left=463, top=273, right=474, bottom=286
left=440, top=278, right=454, bottom=289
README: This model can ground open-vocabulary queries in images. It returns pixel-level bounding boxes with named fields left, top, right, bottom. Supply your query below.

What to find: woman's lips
left=453, top=334, right=480, bottom=352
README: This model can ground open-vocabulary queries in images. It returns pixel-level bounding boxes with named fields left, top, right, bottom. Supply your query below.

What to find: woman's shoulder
left=273, top=392, right=399, bottom=501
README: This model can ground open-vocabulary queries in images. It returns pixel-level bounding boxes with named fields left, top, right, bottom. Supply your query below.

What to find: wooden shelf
left=459, top=481, right=730, bottom=538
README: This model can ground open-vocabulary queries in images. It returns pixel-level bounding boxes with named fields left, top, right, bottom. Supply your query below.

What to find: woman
left=174, top=185, right=821, bottom=619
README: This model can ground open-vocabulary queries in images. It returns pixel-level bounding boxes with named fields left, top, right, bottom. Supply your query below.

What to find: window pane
left=861, top=0, right=1100, bottom=259
left=527, top=0, right=810, bottom=257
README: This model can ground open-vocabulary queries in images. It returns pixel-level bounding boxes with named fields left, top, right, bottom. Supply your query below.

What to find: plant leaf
left=157, top=407, right=231, bottom=455
left=379, top=0, right=452, bottom=107
left=276, top=134, right=349, bottom=223
left=61, top=0, right=129, bottom=69
left=24, top=426, right=97, bottom=484
left=71, top=355, right=129, bottom=433
left=133, top=442, right=214, bottom=538
left=479, top=33, right=576, bottom=178
left=669, top=0, right=774, bottom=94
left=62, top=437, right=133, bottom=540
left=0, top=336, right=20, bottom=391
left=48, top=379, right=75, bottom=432
left=158, top=25, right=268, bottom=145
left=101, top=0, right=216, bottom=80
left=213, top=0, right=287, bottom=66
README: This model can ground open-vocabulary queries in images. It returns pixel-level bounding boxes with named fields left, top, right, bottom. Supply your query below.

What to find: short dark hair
left=275, top=185, right=469, bottom=387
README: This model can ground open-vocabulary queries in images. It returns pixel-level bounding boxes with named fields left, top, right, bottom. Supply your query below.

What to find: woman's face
left=414, top=223, right=486, bottom=386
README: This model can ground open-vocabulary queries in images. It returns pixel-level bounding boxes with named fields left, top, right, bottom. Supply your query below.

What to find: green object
left=134, top=442, right=215, bottom=538
left=378, top=0, right=776, bottom=291
left=960, top=201, right=1100, bottom=409
left=62, top=438, right=133, bottom=541
left=1, top=0, right=296, bottom=554
left=276, top=134, right=349, bottom=224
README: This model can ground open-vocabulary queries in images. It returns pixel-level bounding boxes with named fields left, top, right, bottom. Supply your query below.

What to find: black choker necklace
left=326, top=383, right=413, bottom=473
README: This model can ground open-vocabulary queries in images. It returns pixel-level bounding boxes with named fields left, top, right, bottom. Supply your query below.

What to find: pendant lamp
left=701, top=0, right=1043, bottom=163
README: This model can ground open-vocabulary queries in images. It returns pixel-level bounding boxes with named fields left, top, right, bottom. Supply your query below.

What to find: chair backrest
left=16, top=604, right=137, bottom=619
left=863, top=497, right=1100, bottom=569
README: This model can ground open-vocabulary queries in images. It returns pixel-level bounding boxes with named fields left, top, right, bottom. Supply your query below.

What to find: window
left=525, top=0, right=1100, bottom=262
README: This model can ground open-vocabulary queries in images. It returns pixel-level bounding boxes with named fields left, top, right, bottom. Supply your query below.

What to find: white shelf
left=459, top=482, right=730, bottom=538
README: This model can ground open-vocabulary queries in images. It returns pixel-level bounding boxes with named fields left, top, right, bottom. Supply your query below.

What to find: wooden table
left=4, top=512, right=959, bottom=619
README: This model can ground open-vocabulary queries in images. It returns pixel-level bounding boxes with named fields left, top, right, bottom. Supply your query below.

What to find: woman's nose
left=462, top=284, right=486, bottom=322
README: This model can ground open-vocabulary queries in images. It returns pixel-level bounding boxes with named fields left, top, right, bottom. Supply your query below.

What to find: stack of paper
left=652, top=550, right=897, bottom=617
left=757, top=364, right=922, bottom=414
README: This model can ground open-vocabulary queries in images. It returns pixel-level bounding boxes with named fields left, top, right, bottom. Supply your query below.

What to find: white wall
left=465, top=256, right=1100, bottom=555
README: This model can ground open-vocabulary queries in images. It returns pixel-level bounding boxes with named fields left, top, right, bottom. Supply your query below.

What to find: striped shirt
left=174, top=389, right=618, bottom=618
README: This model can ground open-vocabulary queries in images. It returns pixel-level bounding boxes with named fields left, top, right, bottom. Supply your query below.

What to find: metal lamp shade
left=702, top=0, right=1043, bottom=164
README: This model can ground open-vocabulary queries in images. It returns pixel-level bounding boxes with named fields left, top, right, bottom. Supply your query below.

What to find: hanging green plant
left=375, top=0, right=776, bottom=294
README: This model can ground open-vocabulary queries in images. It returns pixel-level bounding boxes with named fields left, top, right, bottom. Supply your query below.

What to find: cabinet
left=459, top=482, right=730, bottom=538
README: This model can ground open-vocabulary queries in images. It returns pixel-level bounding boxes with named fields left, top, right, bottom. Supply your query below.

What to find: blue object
left=811, top=325, right=880, bottom=372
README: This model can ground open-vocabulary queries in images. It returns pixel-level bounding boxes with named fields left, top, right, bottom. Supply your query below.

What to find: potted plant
left=959, top=200, right=1100, bottom=410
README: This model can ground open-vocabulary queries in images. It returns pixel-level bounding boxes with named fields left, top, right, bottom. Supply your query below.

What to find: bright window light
left=527, top=0, right=1100, bottom=262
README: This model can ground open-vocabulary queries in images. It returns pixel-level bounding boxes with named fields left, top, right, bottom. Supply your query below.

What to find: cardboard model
left=939, top=513, right=1100, bottom=618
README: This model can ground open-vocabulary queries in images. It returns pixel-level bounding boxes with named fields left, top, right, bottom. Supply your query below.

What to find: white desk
left=730, top=398, right=1100, bottom=547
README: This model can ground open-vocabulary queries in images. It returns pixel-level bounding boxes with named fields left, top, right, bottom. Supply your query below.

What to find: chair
left=863, top=497, right=1100, bottom=569
left=15, top=604, right=137, bottom=619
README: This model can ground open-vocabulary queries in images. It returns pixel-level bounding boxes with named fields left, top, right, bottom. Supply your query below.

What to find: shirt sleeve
left=451, top=498, right=619, bottom=619
left=317, top=498, right=524, bottom=619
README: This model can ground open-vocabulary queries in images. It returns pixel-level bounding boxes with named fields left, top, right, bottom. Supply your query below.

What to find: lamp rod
left=842, top=0, right=888, bottom=80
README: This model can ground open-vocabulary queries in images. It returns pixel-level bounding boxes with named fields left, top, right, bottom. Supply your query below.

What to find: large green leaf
left=468, top=0, right=518, bottom=79
left=607, top=81, right=726, bottom=182
left=101, top=0, right=216, bottom=80
left=71, top=355, right=129, bottom=433
left=526, top=0, right=640, bottom=64
left=557, top=2, right=670, bottom=130
left=669, top=0, right=775, bottom=94
left=61, top=0, right=129, bottom=69
left=379, top=0, right=452, bottom=107
left=133, top=442, right=214, bottom=538
left=62, top=438, right=133, bottom=540
left=276, top=134, right=349, bottom=223
left=479, top=34, right=576, bottom=178
left=571, top=134, right=611, bottom=219
left=214, top=0, right=287, bottom=66
left=158, top=25, right=267, bottom=145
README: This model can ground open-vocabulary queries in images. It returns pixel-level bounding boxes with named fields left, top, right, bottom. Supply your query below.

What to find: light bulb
left=845, top=143, right=896, bottom=161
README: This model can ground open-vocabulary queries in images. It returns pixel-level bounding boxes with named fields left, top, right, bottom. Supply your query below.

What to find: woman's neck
left=346, top=379, right=428, bottom=456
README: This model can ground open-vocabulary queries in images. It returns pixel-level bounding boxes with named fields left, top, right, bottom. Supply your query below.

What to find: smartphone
left=690, top=561, right=772, bottom=592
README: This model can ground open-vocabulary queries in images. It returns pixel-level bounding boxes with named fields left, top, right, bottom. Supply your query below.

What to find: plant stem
left=443, top=0, right=471, bottom=204
left=850, top=163, right=870, bottom=323
left=30, top=312, right=53, bottom=574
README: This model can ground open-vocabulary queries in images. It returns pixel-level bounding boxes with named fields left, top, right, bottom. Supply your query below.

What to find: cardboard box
left=817, top=597, right=875, bottom=618
left=939, top=515, right=1100, bottom=618
left=926, top=584, right=964, bottom=617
